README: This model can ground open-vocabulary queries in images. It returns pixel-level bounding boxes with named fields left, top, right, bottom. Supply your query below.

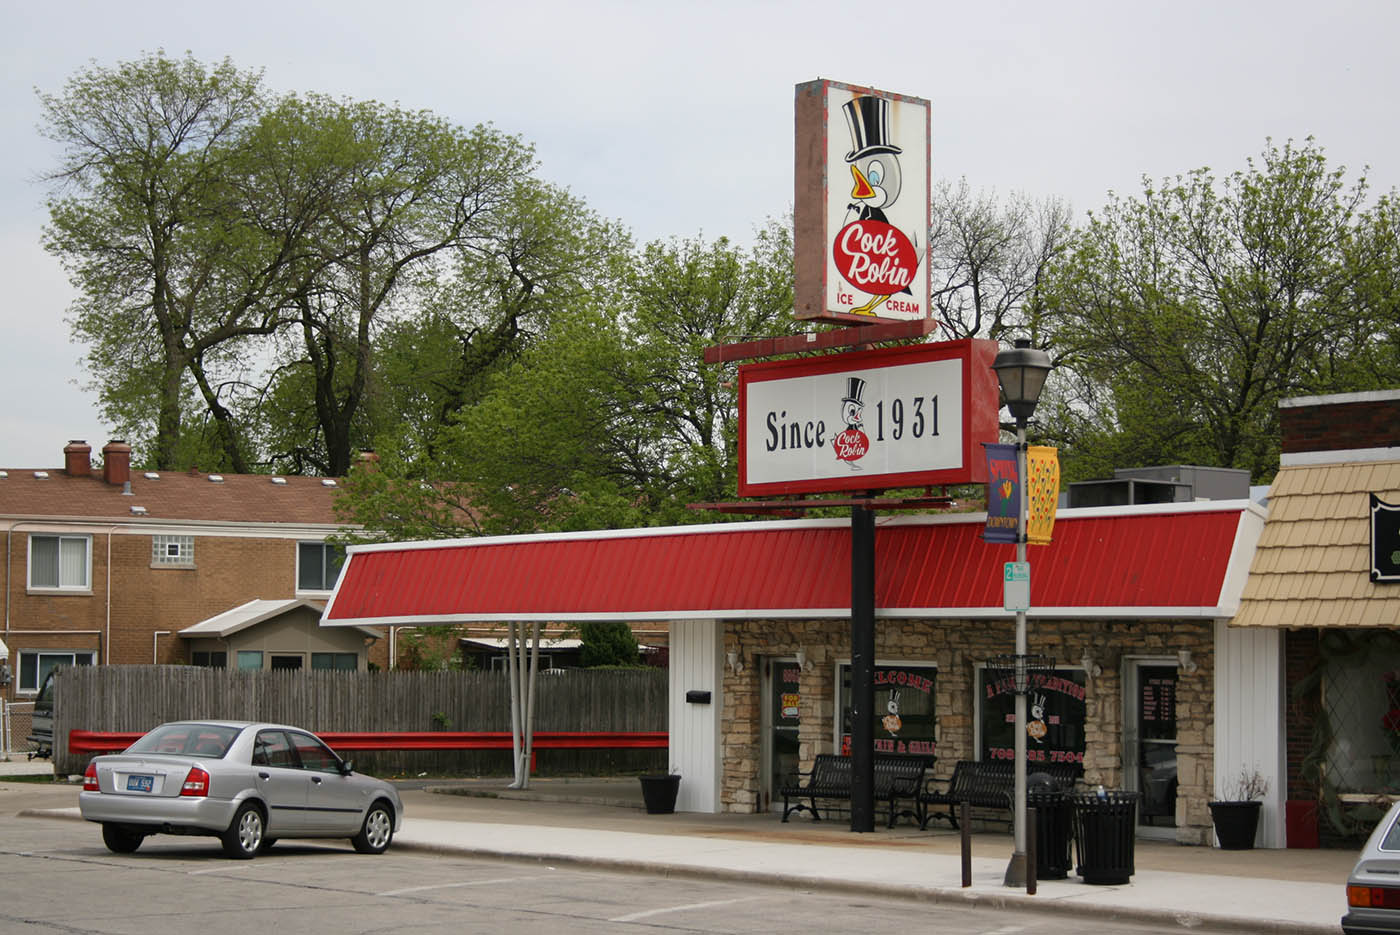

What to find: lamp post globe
left=992, top=337, right=1052, bottom=422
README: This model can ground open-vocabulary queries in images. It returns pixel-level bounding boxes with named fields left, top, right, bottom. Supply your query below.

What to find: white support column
left=668, top=619, right=723, bottom=813
left=1214, top=619, right=1286, bottom=847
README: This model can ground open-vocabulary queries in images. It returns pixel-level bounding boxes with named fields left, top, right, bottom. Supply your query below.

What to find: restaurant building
left=324, top=496, right=1262, bottom=846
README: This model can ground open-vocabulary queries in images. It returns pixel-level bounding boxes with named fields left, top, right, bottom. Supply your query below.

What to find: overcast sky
left=4, top=0, right=1397, bottom=469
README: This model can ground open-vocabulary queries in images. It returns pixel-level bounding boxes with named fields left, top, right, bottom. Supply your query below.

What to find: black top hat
left=843, top=96, right=902, bottom=163
left=842, top=376, right=866, bottom=406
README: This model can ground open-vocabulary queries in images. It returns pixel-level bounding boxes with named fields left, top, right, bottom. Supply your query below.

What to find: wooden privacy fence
left=53, top=665, right=668, bottom=776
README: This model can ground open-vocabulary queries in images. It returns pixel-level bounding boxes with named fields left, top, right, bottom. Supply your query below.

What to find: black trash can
left=1028, top=784, right=1073, bottom=880
left=1071, top=790, right=1139, bottom=885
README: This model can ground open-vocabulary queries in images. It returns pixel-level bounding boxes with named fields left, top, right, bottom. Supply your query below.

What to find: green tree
left=254, top=96, right=538, bottom=476
left=40, top=52, right=325, bottom=471
left=335, top=224, right=799, bottom=539
left=578, top=621, right=641, bottom=668
left=1045, top=139, right=1398, bottom=482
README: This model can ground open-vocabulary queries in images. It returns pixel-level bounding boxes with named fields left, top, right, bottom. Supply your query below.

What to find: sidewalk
left=5, top=771, right=1350, bottom=934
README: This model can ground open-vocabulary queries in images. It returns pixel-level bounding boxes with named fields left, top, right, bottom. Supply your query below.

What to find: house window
left=297, top=541, right=345, bottom=591
left=192, top=651, right=227, bottom=668
left=236, top=651, right=264, bottom=670
left=17, top=650, right=94, bottom=694
left=28, top=534, right=90, bottom=590
left=152, top=535, right=194, bottom=566
left=311, top=652, right=358, bottom=671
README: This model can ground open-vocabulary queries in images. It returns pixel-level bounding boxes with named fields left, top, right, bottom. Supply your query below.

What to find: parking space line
left=378, top=875, right=546, bottom=897
left=610, top=896, right=762, bottom=923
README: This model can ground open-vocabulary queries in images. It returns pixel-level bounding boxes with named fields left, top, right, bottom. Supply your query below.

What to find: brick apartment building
left=0, top=440, right=384, bottom=701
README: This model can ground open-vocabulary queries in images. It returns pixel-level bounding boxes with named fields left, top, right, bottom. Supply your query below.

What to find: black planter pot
left=1209, top=800, right=1262, bottom=849
left=639, top=774, right=681, bottom=814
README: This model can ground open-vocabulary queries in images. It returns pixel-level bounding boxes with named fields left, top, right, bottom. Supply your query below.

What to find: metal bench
left=781, top=752, right=932, bottom=827
left=919, top=759, right=1080, bottom=829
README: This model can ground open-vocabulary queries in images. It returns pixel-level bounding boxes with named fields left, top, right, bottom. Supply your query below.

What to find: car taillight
left=82, top=761, right=99, bottom=792
left=1349, top=884, right=1400, bottom=909
left=180, top=765, right=210, bottom=797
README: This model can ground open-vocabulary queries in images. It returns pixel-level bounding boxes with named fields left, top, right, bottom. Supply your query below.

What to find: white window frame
left=296, top=541, right=345, bottom=593
left=151, top=534, right=195, bottom=567
left=17, top=650, right=95, bottom=694
left=27, top=533, right=92, bottom=591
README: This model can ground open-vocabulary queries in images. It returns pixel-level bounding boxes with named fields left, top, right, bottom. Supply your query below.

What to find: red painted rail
left=68, top=729, right=667, bottom=756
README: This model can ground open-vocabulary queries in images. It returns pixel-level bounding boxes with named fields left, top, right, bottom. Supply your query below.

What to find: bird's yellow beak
left=850, top=165, right=874, bottom=200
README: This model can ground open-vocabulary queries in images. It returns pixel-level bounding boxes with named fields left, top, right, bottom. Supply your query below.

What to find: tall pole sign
left=795, top=80, right=931, bottom=325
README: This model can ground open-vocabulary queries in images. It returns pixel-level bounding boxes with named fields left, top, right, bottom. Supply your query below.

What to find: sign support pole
left=849, top=500, right=876, bottom=832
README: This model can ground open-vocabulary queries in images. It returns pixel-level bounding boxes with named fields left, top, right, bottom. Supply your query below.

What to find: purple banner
left=983, top=442, right=1019, bottom=543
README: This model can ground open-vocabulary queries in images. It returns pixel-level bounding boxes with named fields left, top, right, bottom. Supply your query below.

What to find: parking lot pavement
left=5, top=774, right=1353, bottom=934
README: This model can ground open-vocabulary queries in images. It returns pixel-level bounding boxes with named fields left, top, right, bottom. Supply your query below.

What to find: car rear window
left=126, top=724, right=240, bottom=758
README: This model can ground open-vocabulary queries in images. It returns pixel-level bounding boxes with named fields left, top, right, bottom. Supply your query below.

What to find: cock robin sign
left=794, top=79, right=931, bottom=325
left=737, top=340, right=999, bottom=497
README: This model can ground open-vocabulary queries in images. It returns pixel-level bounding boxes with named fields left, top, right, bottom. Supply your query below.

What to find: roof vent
left=321, top=479, right=337, bottom=487
left=0, top=471, right=7, bottom=479
left=130, top=505, right=148, bottom=515
left=208, top=474, right=224, bottom=483
left=271, top=477, right=288, bottom=485
left=144, top=472, right=160, bottom=480
left=33, top=471, right=48, bottom=479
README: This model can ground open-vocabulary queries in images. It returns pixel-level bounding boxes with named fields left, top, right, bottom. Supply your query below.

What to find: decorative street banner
left=1372, top=494, right=1400, bottom=582
left=737, top=340, right=1000, bottom=497
left=1026, top=445, right=1060, bottom=546
left=794, top=79, right=931, bottom=325
left=983, top=443, right=1019, bottom=543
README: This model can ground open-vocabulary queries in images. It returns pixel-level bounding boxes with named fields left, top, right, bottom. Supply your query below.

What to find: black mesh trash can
left=1071, top=790, right=1139, bottom=885
left=1028, top=786, right=1073, bottom=880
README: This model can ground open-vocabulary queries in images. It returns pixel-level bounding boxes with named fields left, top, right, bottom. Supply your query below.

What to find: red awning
left=324, top=502, right=1262, bottom=626
left=323, top=503, right=1261, bottom=625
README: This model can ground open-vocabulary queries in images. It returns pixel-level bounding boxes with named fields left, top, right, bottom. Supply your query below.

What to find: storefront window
left=837, top=663, right=937, bottom=757
left=978, top=665, right=1086, bottom=770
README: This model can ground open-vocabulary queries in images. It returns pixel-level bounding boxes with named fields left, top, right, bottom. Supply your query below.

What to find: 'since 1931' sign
left=737, top=340, right=1000, bottom=497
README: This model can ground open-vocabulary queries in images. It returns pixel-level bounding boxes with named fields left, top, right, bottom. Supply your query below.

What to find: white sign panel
left=794, top=80, right=931, bottom=325
left=1004, top=562, right=1030, bottom=612
left=742, top=356, right=963, bottom=491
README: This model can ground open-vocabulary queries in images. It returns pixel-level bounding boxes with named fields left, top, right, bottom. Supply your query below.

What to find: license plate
left=126, top=774, right=154, bottom=793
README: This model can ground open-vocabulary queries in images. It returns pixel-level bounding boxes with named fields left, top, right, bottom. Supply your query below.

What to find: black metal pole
left=850, top=502, right=876, bottom=832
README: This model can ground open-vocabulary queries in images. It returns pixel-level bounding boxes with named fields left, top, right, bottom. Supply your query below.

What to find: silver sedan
left=78, top=720, right=403, bottom=859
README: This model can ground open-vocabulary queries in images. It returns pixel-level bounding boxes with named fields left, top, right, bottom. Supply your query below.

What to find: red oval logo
left=833, top=221, right=917, bottom=295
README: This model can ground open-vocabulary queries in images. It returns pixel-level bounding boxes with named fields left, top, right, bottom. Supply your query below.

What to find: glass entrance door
left=763, top=658, right=802, bottom=812
left=1125, top=661, right=1179, bottom=835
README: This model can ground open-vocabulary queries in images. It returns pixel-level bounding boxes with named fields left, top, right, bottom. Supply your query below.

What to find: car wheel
left=101, top=823, right=144, bottom=854
left=351, top=801, right=394, bottom=854
left=221, top=802, right=264, bottom=859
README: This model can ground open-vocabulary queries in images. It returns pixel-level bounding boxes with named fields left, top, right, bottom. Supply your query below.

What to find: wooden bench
left=919, top=760, right=1080, bottom=829
left=781, top=753, right=933, bottom=827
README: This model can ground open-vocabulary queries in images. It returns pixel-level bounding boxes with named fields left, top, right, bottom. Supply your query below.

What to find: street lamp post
left=991, top=337, right=1052, bottom=889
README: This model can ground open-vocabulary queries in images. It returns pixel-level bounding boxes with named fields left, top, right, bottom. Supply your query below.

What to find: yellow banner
left=1026, top=446, right=1060, bottom=546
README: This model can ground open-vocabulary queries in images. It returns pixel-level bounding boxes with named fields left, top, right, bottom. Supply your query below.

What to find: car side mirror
left=339, top=759, right=354, bottom=776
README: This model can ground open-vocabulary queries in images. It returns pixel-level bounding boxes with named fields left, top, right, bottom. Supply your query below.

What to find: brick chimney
left=63, top=440, right=92, bottom=477
left=102, top=439, right=132, bottom=487
left=1279, top=390, right=1400, bottom=455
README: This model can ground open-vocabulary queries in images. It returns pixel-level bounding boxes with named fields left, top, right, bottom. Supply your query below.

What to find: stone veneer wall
left=720, top=616, right=1217, bottom=845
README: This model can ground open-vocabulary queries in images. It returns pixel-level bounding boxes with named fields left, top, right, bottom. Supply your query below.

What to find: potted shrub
left=1209, top=766, right=1269, bottom=849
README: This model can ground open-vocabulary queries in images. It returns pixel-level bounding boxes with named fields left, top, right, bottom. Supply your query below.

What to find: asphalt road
left=0, top=812, right=1210, bottom=934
